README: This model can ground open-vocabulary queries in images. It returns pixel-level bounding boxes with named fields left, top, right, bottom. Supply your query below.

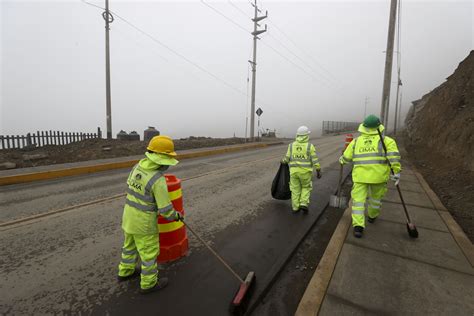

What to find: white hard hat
left=296, top=126, right=311, bottom=136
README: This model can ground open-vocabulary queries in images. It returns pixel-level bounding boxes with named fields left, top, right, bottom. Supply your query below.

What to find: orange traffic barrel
left=344, top=134, right=354, bottom=149
left=157, top=174, right=189, bottom=263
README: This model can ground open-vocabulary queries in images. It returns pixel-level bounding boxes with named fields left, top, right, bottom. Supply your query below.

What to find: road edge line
left=0, top=142, right=282, bottom=186
left=413, top=170, right=474, bottom=267
left=295, top=204, right=352, bottom=316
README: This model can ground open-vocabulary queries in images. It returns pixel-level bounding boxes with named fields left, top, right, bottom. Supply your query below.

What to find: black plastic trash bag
left=271, top=163, right=291, bottom=200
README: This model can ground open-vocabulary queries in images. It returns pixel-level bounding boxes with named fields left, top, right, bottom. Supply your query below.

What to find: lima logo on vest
left=129, top=173, right=143, bottom=190
left=293, top=145, right=307, bottom=159
left=359, top=138, right=377, bottom=153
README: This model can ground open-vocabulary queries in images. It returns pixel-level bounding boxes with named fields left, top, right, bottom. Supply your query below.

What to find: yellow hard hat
left=147, top=135, right=177, bottom=157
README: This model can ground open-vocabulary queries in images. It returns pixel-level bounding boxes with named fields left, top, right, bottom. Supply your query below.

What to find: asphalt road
left=0, top=134, right=347, bottom=315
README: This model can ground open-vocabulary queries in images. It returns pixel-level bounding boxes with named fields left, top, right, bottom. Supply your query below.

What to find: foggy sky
left=1, top=0, right=473, bottom=139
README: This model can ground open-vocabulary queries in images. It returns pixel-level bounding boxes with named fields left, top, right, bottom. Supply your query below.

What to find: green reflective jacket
left=342, top=124, right=401, bottom=184
left=121, top=158, right=177, bottom=235
left=283, top=135, right=321, bottom=173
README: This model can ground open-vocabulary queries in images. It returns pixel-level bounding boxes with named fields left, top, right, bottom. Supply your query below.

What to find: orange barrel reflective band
left=344, top=134, right=354, bottom=152
left=157, top=174, right=189, bottom=263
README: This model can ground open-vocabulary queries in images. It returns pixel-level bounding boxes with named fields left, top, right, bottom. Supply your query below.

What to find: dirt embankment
left=0, top=137, right=276, bottom=169
left=404, top=50, right=474, bottom=242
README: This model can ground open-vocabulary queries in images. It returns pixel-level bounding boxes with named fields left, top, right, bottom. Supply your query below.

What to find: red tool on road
left=181, top=220, right=256, bottom=314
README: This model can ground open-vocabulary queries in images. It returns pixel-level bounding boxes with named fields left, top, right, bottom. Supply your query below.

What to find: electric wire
left=266, top=32, right=335, bottom=86
left=228, top=0, right=336, bottom=86
left=257, top=0, right=341, bottom=84
left=228, top=0, right=251, bottom=20
left=81, top=0, right=250, bottom=99
left=232, top=0, right=330, bottom=84
left=201, top=0, right=330, bottom=86
left=201, top=0, right=249, bottom=33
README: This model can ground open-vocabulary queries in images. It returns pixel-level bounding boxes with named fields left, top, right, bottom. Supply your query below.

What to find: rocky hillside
left=404, top=50, right=473, bottom=242
left=405, top=51, right=474, bottom=171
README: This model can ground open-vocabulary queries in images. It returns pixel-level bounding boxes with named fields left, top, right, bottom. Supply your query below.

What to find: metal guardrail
left=322, top=121, right=359, bottom=135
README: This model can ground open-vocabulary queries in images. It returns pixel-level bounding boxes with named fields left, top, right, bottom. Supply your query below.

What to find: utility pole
left=103, top=0, right=114, bottom=139
left=249, top=0, right=267, bottom=141
left=398, top=89, right=403, bottom=129
left=379, top=0, right=398, bottom=128
left=393, top=0, right=402, bottom=135
left=393, top=77, right=402, bottom=134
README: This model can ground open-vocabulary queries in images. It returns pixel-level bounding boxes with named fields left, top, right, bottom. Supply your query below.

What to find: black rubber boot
left=117, top=268, right=140, bottom=282
left=368, top=216, right=377, bottom=223
left=140, top=277, right=169, bottom=294
left=353, top=226, right=364, bottom=238
left=300, top=205, right=309, bottom=214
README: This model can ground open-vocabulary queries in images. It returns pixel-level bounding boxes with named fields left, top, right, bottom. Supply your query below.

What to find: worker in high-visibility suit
left=117, top=135, right=182, bottom=294
left=282, top=126, right=322, bottom=213
left=339, top=115, right=401, bottom=238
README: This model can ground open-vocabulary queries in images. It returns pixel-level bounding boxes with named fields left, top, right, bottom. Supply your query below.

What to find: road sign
left=256, top=108, right=263, bottom=116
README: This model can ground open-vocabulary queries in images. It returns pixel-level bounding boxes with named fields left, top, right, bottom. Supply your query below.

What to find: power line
left=229, top=0, right=336, bottom=85
left=257, top=0, right=340, bottom=83
left=202, top=0, right=330, bottom=86
left=266, top=32, right=335, bottom=86
left=81, top=0, right=250, bottom=99
left=228, top=0, right=250, bottom=20
left=201, top=0, right=249, bottom=33
left=270, top=21, right=338, bottom=82
left=259, top=40, right=327, bottom=85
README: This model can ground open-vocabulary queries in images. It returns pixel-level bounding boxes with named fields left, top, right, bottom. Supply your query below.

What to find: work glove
left=390, top=173, right=400, bottom=186
left=175, top=212, right=184, bottom=222
left=339, top=156, right=345, bottom=165
left=316, top=170, right=322, bottom=179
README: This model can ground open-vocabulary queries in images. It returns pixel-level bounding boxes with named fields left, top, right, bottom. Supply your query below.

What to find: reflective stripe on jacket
left=283, top=135, right=321, bottom=172
left=122, top=158, right=177, bottom=235
left=342, top=124, right=401, bottom=183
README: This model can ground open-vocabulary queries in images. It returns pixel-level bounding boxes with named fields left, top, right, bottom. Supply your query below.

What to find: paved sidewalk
left=296, top=165, right=474, bottom=315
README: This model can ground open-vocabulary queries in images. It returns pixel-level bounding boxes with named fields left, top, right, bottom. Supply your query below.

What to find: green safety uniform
left=341, top=124, right=401, bottom=227
left=283, top=135, right=321, bottom=211
left=118, top=153, right=179, bottom=290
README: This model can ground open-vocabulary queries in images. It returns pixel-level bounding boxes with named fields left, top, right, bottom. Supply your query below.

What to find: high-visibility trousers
left=351, top=182, right=387, bottom=228
left=289, top=170, right=313, bottom=211
left=118, top=232, right=159, bottom=290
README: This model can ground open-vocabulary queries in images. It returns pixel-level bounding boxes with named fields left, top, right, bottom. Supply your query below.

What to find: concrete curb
left=413, top=170, right=474, bottom=267
left=295, top=204, right=352, bottom=316
left=0, top=142, right=283, bottom=186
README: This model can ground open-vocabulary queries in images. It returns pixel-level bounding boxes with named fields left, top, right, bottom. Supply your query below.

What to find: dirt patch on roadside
left=0, top=137, right=278, bottom=169
left=403, top=51, right=474, bottom=243
left=400, top=135, right=474, bottom=243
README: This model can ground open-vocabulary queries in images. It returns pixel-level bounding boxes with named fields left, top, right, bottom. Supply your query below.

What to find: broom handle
left=337, top=163, right=343, bottom=197
left=377, top=129, right=413, bottom=223
left=182, top=220, right=244, bottom=283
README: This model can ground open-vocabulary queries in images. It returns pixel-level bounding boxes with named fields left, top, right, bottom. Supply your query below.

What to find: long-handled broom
left=329, top=163, right=348, bottom=209
left=377, top=129, right=419, bottom=238
left=181, top=220, right=256, bottom=314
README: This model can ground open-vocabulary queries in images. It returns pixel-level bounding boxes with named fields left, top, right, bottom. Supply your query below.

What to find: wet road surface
left=0, top=135, right=347, bottom=315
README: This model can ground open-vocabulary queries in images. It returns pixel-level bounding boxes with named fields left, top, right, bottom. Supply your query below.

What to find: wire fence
left=322, top=121, right=359, bottom=135
left=0, top=128, right=102, bottom=150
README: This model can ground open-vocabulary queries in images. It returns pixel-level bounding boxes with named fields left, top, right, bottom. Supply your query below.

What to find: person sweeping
left=339, top=115, right=401, bottom=238
left=117, top=135, right=183, bottom=294
left=282, top=126, right=322, bottom=213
